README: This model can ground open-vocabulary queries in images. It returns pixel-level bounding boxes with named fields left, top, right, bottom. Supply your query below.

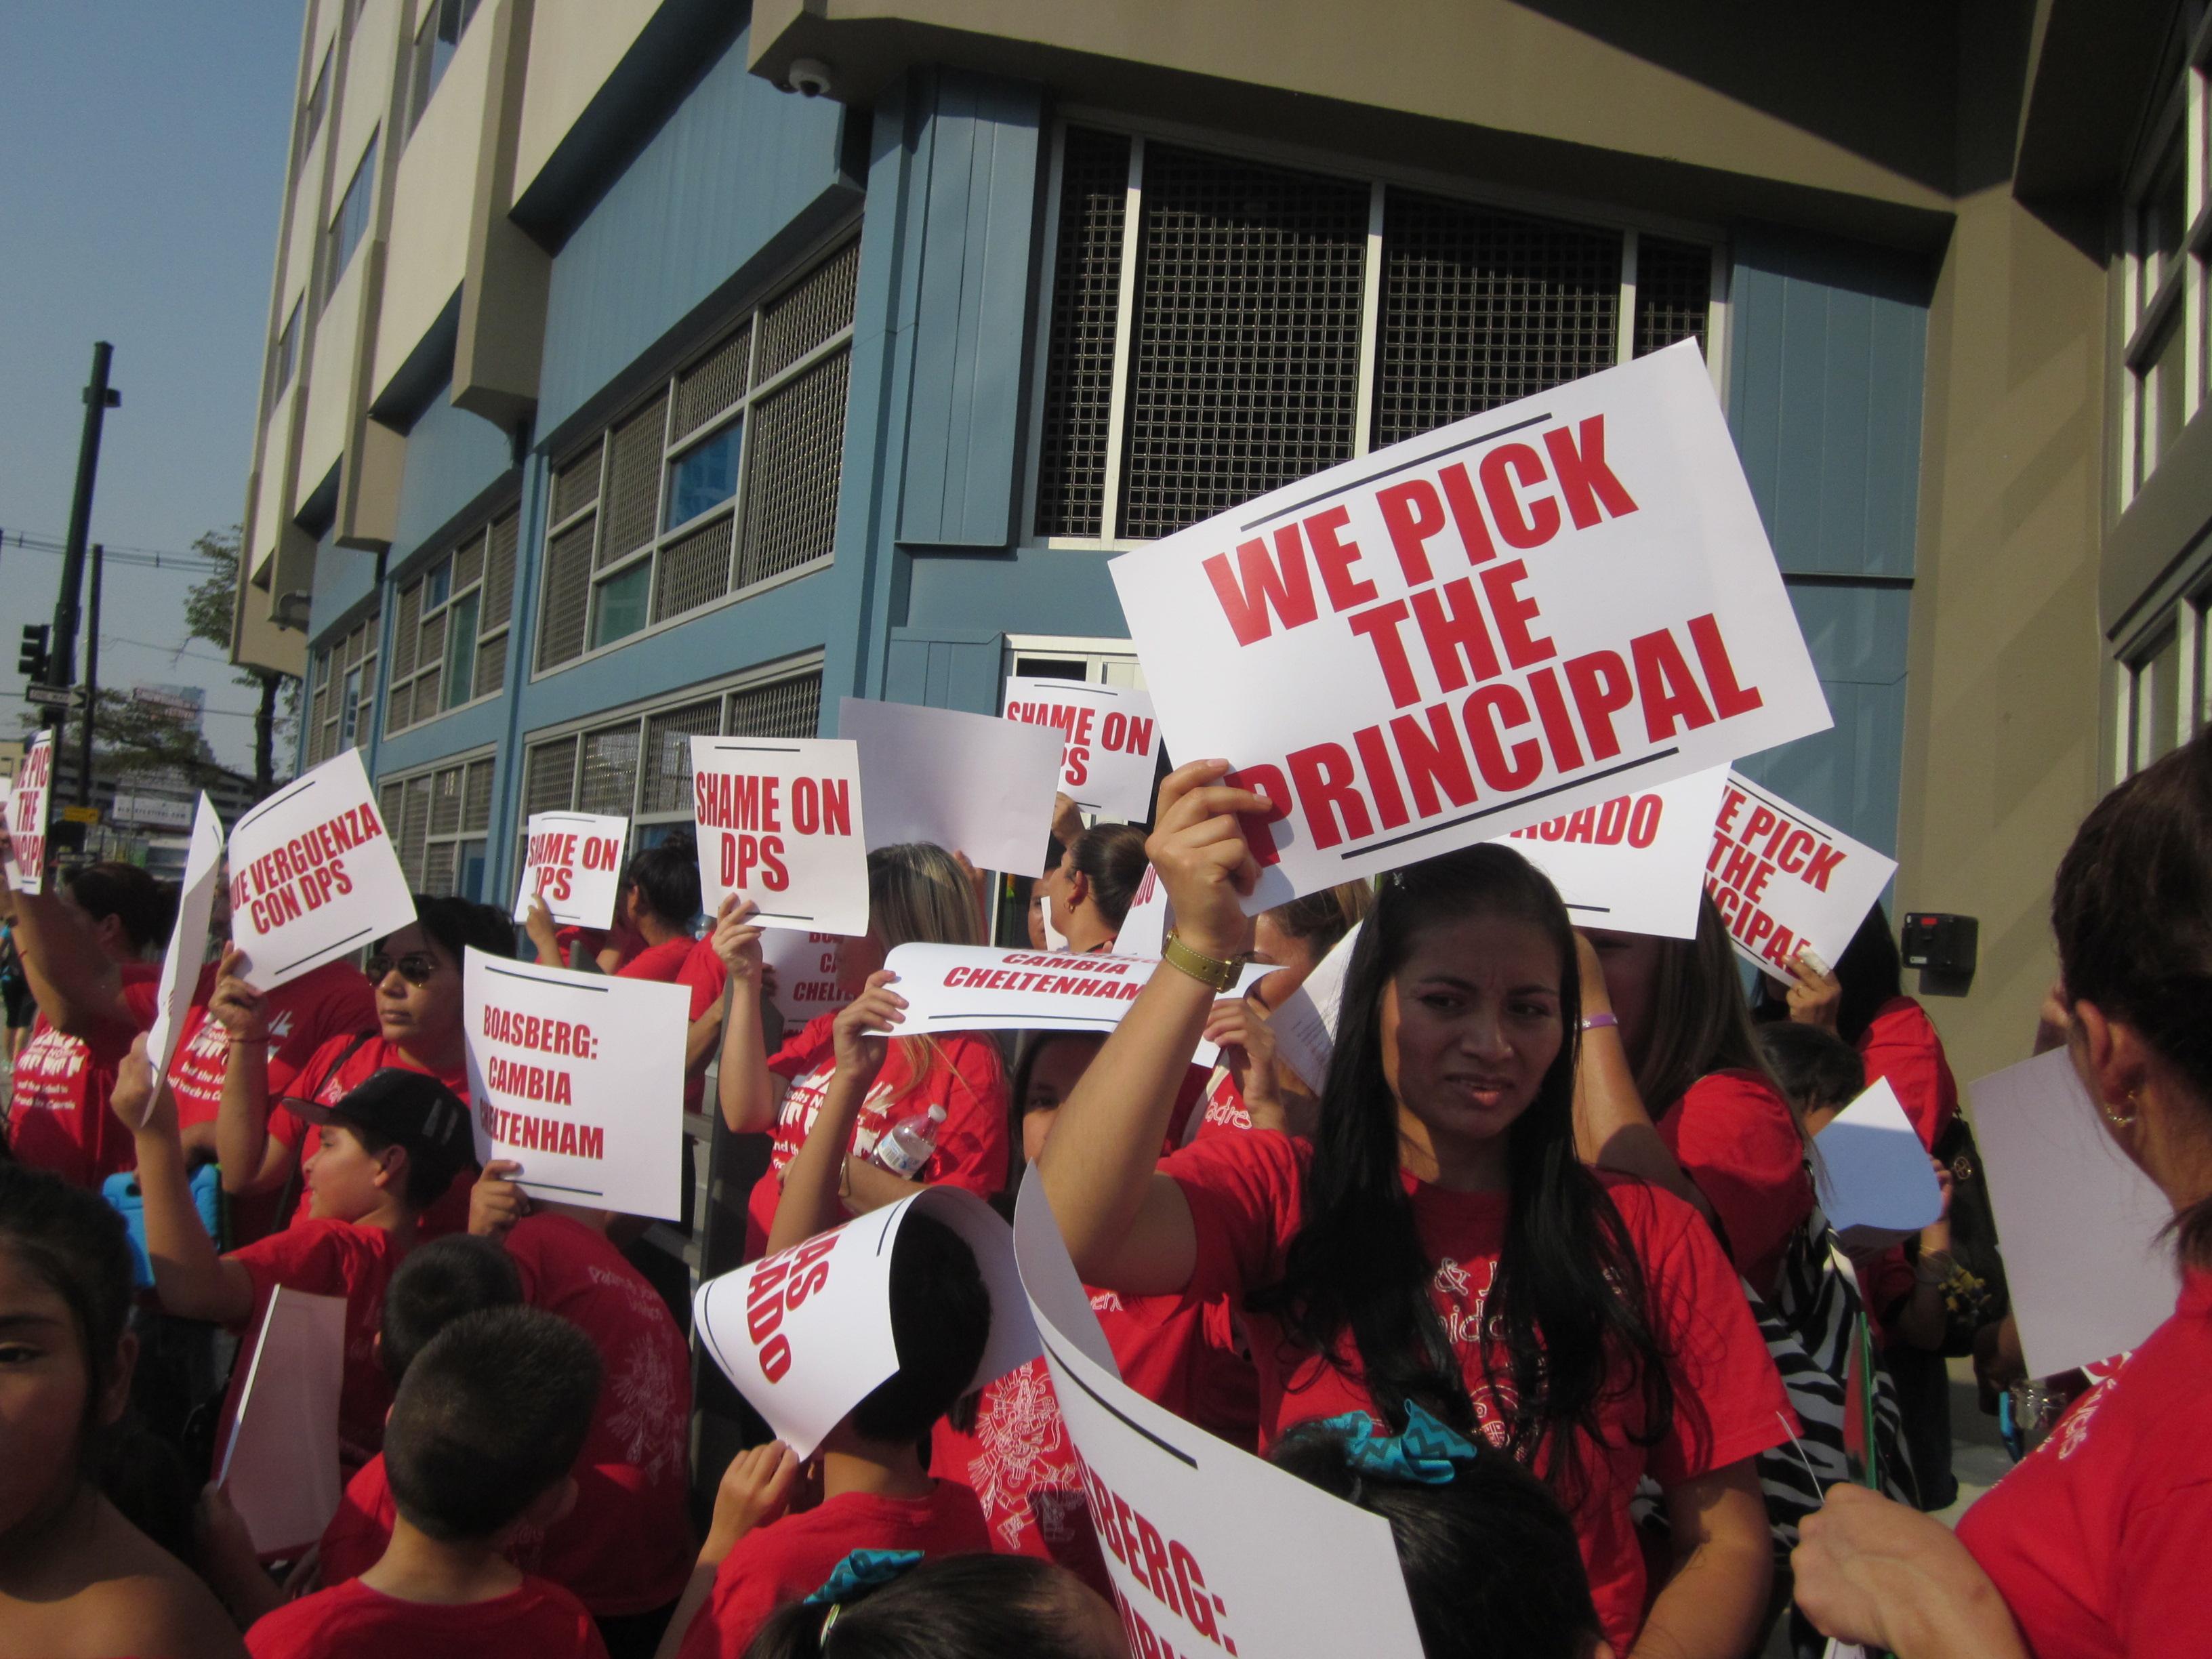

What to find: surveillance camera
left=786, top=58, right=834, bottom=98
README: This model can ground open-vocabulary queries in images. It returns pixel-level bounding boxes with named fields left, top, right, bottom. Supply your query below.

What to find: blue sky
left=1, top=6, right=302, bottom=769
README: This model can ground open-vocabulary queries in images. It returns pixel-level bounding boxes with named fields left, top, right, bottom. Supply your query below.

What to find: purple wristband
left=1580, top=1012, right=1618, bottom=1033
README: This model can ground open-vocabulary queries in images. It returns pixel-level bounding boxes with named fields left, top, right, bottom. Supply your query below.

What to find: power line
left=1, top=529, right=226, bottom=572
left=0, top=689, right=267, bottom=722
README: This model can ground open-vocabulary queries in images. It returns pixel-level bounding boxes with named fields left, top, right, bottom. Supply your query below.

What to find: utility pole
left=78, top=546, right=103, bottom=808
left=45, top=342, right=121, bottom=806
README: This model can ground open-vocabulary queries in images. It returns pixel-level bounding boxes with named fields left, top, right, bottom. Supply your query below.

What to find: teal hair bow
left=1313, top=1400, right=1482, bottom=1485
left=802, top=1549, right=924, bottom=1608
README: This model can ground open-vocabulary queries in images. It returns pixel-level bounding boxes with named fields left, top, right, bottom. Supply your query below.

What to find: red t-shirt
left=1654, top=1067, right=1814, bottom=1298
left=617, top=937, right=694, bottom=985
left=268, top=1033, right=476, bottom=1239
left=167, top=959, right=377, bottom=1131
left=676, top=936, right=730, bottom=1111
left=1857, top=996, right=1958, bottom=1153
left=1188, top=1064, right=1252, bottom=1142
left=675, top=1481, right=992, bottom=1659
left=745, top=1014, right=1008, bottom=1258
left=1954, top=1269, right=2212, bottom=1658
left=1164, top=1130, right=1792, bottom=1656
left=228, top=1216, right=406, bottom=1465
left=4, top=964, right=161, bottom=1187
left=246, top=1574, right=607, bottom=1659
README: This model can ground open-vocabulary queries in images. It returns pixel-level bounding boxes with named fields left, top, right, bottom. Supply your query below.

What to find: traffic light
left=17, top=624, right=49, bottom=681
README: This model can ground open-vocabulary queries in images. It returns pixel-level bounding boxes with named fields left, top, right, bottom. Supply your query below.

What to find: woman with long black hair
left=1039, top=762, right=1790, bottom=1657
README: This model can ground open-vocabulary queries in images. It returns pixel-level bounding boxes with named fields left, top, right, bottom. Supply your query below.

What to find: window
left=2121, top=20, right=2212, bottom=502
left=321, top=136, right=378, bottom=310
left=386, top=506, right=518, bottom=733
left=405, top=0, right=480, bottom=137
left=376, top=753, right=495, bottom=900
left=265, top=300, right=302, bottom=418
left=534, top=241, right=858, bottom=672
left=298, top=49, right=330, bottom=167
left=1004, top=634, right=1148, bottom=691
left=1032, top=126, right=1716, bottom=541
left=304, top=613, right=379, bottom=767
left=2119, top=591, right=2208, bottom=775
left=518, top=664, right=824, bottom=876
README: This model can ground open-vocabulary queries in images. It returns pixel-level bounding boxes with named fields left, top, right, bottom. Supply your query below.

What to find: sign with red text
left=462, top=949, right=688, bottom=1220
left=840, top=697, right=1063, bottom=877
left=1012, top=1170, right=1424, bottom=1659
left=142, top=796, right=226, bottom=1121
left=693, top=1185, right=1040, bottom=1459
left=1500, top=764, right=1729, bottom=940
left=1113, top=864, right=1169, bottom=958
left=762, top=929, right=851, bottom=1026
left=880, top=943, right=1267, bottom=1039
left=511, top=812, right=630, bottom=930
left=5, top=732, right=54, bottom=887
left=228, top=750, right=415, bottom=991
left=1111, top=343, right=1829, bottom=908
left=218, top=1286, right=346, bottom=1556
left=691, top=735, right=869, bottom=935
left=1706, top=772, right=1895, bottom=983
left=1002, top=676, right=1163, bottom=821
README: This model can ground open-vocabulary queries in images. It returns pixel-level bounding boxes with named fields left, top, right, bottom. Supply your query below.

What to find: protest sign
left=226, top=750, right=415, bottom=991
left=762, top=928, right=851, bottom=1027
left=839, top=697, right=1063, bottom=878
left=1968, top=1050, right=2179, bottom=1378
left=1501, top=765, right=1729, bottom=940
left=463, top=949, right=689, bottom=1220
left=691, top=735, right=869, bottom=935
left=1269, top=920, right=1361, bottom=1094
left=512, top=811, right=630, bottom=930
left=1113, top=863, right=1169, bottom=959
left=1811, top=1078, right=1943, bottom=1252
left=5, top=731, right=54, bottom=887
left=693, top=1185, right=1039, bottom=1459
left=879, top=943, right=1267, bottom=1039
left=1011, top=1170, right=1425, bottom=1659
left=218, top=1286, right=347, bottom=1555
left=141, top=796, right=226, bottom=1120
left=1110, top=342, right=1829, bottom=909
left=1706, top=772, right=1896, bottom=983
left=1002, top=676, right=1163, bottom=821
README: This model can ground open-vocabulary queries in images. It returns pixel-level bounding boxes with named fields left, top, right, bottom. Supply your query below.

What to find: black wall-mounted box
left=1901, top=912, right=1978, bottom=981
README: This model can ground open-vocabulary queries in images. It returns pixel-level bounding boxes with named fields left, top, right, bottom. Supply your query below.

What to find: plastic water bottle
left=872, top=1104, right=947, bottom=1176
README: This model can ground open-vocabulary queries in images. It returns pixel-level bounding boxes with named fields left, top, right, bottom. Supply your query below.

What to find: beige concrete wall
left=332, top=0, right=401, bottom=185
left=297, top=250, right=373, bottom=504
left=1896, top=184, right=2112, bottom=1086
left=249, top=388, right=299, bottom=585
left=514, top=0, right=661, bottom=200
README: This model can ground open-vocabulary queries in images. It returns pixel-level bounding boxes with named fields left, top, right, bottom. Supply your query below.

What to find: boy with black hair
left=660, top=1214, right=995, bottom=1659
left=108, top=1042, right=472, bottom=1464
left=1753, top=1021, right=1867, bottom=1135
left=246, top=1307, right=609, bottom=1659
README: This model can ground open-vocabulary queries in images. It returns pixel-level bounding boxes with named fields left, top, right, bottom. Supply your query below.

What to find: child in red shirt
left=108, top=1040, right=474, bottom=1465
left=247, top=1307, right=609, bottom=1659
left=663, top=1213, right=994, bottom=1659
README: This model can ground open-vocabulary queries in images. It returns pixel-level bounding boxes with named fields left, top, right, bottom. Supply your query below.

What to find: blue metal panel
left=390, top=382, right=517, bottom=565
left=1727, top=229, right=1930, bottom=579
left=896, top=73, right=1044, bottom=548
left=308, top=539, right=381, bottom=638
left=535, top=27, right=849, bottom=437
left=903, top=545, right=1126, bottom=640
left=880, top=628, right=1004, bottom=715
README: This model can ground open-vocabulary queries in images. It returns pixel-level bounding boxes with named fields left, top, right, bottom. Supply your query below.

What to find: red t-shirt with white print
left=227, top=1215, right=406, bottom=1466
left=245, top=1574, right=607, bottom=1659
left=5, top=964, right=161, bottom=1188
left=266, top=1033, right=477, bottom=1240
left=674, top=1481, right=992, bottom=1659
left=1164, top=1129, right=1793, bottom=1658
left=1654, top=1067, right=1814, bottom=1299
left=743, top=1012, right=1008, bottom=1258
left=1856, top=995, right=1958, bottom=1153
left=1187, top=1063, right=1252, bottom=1142
left=166, top=958, right=377, bottom=1131
left=1954, top=1269, right=2212, bottom=1659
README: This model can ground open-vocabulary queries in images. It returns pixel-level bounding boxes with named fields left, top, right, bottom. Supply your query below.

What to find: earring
left=2102, top=1088, right=2139, bottom=1130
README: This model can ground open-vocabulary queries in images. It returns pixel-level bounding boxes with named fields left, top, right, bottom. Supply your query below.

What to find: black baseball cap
left=292, top=1067, right=474, bottom=1181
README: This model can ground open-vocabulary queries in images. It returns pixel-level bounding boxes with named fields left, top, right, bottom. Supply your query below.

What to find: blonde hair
left=868, top=843, right=989, bottom=1110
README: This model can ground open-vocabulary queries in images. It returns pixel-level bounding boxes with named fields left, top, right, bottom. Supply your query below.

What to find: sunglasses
left=365, top=951, right=442, bottom=985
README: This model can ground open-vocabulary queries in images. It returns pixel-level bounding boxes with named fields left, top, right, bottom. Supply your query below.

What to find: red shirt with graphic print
left=5, top=964, right=161, bottom=1187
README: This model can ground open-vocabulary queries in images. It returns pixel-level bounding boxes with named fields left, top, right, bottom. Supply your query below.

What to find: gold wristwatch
left=1162, top=930, right=1242, bottom=993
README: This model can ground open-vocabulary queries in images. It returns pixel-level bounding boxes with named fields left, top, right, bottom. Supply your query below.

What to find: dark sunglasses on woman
left=364, top=951, right=441, bottom=985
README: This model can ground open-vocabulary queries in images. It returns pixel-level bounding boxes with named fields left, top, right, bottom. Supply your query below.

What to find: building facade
left=232, top=0, right=2207, bottom=1084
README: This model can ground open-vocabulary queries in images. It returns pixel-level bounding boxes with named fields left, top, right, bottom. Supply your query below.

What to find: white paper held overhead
left=218, top=1287, right=348, bottom=1556
left=839, top=697, right=1063, bottom=878
left=1811, top=1078, right=1943, bottom=1252
left=142, top=796, right=227, bottom=1122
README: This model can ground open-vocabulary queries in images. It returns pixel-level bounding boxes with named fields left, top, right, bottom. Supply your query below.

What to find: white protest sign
left=227, top=749, right=415, bottom=991
left=218, top=1286, right=347, bottom=1555
left=880, top=943, right=1267, bottom=1039
left=5, top=732, right=55, bottom=887
left=1011, top=1170, right=1425, bottom=1659
left=840, top=697, right=1063, bottom=878
left=1269, top=920, right=1361, bottom=1094
left=1003, top=676, right=1163, bottom=821
left=1707, top=772, right=1896, bottom=983
left=1811, top=1078, right=1943, bottom=1252
left=762, top=929, right=851, bottom=1026
left=1, top=853, right=20, bottom=893
left=462, top=949, right=688, bottom=1220
left=693, top=1185, right=1040, bottom=1459
left=1111, top=343, right=1830, bottom=909
left=1501, top=765, right=1729, bottom=940
left=1113, top=864, right=1169, bottom=959
left=1968, top=1050, right=2180, bottom=1378
left=512, top=811, right=630, bottom=930
left=142, top=796, right=226, bottom=1120
left=691, top=735, right=869, bottom=935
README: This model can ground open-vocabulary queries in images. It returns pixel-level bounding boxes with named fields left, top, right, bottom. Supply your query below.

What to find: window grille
left=386, top=505, right=516, bottom=735
left=304, top=613, right=379, bottom=768
left=323, top=136, right=378, bottom=311
left=1633, top=236, right=1713, bottom=360
left=533, top=244, right=857, bottom=672
left=375, top=751, right=494, bottom=901
left=641, top=699, right=722, bottom=815
left=1034, top=128, right=1131, bottom=539
left=523, top=738, right=579, bottom=818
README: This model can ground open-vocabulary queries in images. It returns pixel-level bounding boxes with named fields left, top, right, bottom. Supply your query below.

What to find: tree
left=15, top=687, right=247, bottom=796
left=183, top=525, right=300, bottom=798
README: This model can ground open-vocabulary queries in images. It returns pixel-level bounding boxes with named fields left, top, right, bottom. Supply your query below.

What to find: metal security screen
left=1034, top=127, right=1132, bottom=539
left=1633, top=234, right=1714, bottom=360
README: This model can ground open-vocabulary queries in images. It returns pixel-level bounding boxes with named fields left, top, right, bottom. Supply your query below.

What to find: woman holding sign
left=1038, top=761, right=1790, bottom=1659
left=1037, top=823, right=1148, bottom=955
left=712, top=843, right=1009, bottom=1259
left=1793, top=731, right=2212, bottom=1659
